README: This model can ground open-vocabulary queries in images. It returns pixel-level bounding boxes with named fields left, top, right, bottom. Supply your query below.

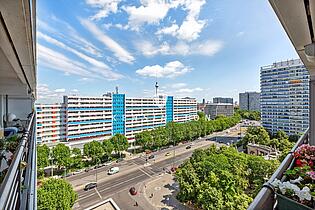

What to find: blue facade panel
left=166, top=96, right=173, bottom=123
left=112, top=94, right=125, bottom=135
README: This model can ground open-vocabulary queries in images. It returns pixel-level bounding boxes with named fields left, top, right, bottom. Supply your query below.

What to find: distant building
left=36, top=94, right=197, bottom=147
left=213, top=97, right=233, bottom=104
left=204, top=103, right=234, bottom=119
left=239, top=92, right=260, bottom=111
left=260, top=59, right=309, bottom=135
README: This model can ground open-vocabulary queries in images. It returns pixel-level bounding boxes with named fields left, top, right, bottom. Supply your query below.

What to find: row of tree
left=235, top=108, right=261, bottom=121
left=175, top=145, right=279, bottom=210
left=135, top=114, right=241, bottom=150
left=37, top=134, right=129, bottom=176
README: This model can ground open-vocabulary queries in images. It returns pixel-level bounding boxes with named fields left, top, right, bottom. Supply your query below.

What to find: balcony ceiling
left=269, top=0, right=315, bottom=75
left=0, top=0, right=36, bottom=97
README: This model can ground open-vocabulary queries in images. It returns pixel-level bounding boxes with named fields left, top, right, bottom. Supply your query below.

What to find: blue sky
left=37, top=0, right=298, bottom=103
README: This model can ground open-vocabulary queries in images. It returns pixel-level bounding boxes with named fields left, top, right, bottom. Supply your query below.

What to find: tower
left=155, top=82, right=159, bottom=96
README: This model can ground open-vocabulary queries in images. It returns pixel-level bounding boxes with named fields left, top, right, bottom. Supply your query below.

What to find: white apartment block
left=261, top=59, right=309, bottom=135
left=36, top=94, right=197, bottom=146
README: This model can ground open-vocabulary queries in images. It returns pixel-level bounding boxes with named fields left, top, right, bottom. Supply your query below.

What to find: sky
left=36, top=0, right=298, bottom=104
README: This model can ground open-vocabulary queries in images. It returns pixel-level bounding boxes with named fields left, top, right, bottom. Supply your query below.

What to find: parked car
left=94, top=164, right=103, bottom=169
left=108, top=167, right=120, bottom=175
left=148, top=154, right=155, bottom=159
left=152, top=148, right=158, bottom=152
left=145, top=150, right=152, bottom=154
left=116, top=158, right=123, bottom=163
left=165, top=152, right=171, bottom=156
left=84, top=167, right=93, bottom=172
left=129, top=187, right=137, bottom=195
left=73, top=169, right=82, bottom=175
left=186, top=145, right=191, bottom=149
left=103, top=161, right=112, bottom=166
left=84, top=183, right=97, bottom=191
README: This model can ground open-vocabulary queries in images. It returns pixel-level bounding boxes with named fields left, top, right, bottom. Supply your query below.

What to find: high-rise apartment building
left=260, top=59, right=309, bottom=135
left=36, top=94, right=197, bottom=147
left=213, top=97, right=233, bottom=104
left=239, top=92, right=260, bottom=111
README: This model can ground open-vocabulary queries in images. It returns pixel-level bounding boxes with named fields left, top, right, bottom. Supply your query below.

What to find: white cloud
left=176, top=87, right=203, bottom=93
left=135, top=39, right=223, bottom=57
left=80, top=19, right=135, bottom=64
left=86, top=0, right=121, bottom=20
left=155, top=0, right=207, bottom=41
left=38, top=32, right=123, bottom=80
left=123, top=0, right=171, bottom=31
left=171, top=83, right=187, bottom=89
left=37, top=44, right=123, bottom=80
left=54, top=88, right=66, bottom=93
left=236, top=31, right=245, bottom=37
left=136, top=61, right=192, bottom=78
left=37, top=84, right=82, bottom=103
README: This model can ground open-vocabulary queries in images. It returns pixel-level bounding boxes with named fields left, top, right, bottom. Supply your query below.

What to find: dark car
left=84, top=183, right=97, bottom=191
left=84, top=167, right=93, bottom=172
left=186, top=145, right=191, bottom=149
left=148, top=154, right=155, bottom=159
left=129, top=187, right=137, bottom=195
left=116, top=158, right=123, bottom=163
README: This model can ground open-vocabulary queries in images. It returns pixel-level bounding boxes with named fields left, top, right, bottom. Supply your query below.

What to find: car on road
left=148, top=154, right=155, bottom=159
left=84, top=183, right=97, bottom=191
left=165, top=152, right=171, bottom=156
left=84, top=167, right=93, bottom=172
left=186, top=145, right=191, bottom=149
left=94, top=165, right=103, bottom=169
left=73, top=169, right=83, bottom=175
left=108, top=167, right=120, bottom=175
left=116, top=158, right=123, bottom=163
left=103, top=161, right=112, bottom=166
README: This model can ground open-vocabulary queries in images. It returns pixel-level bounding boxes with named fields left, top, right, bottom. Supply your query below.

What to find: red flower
left=308, top=160, right=314, bottom=167
left=296, top=159, right=303, bottom=167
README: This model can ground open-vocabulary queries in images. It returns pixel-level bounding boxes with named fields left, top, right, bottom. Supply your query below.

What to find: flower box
left=277, top=193, right=313, bottom=210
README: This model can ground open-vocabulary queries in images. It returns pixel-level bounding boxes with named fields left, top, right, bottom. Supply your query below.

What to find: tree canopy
left=176, top=146, right=279, bottom=210
left=83, top=140, right=104, bottom=164
left=37, top=144, right=50, bottom=169
left=110, top=133, right=129, bottom=155
left=37, top=178, right=77, bottom=210
left=235, top=109, right=261, bottom=121
left=52, top=144, right=71, bottom=169
left=135, top=114, right=241, bottom=150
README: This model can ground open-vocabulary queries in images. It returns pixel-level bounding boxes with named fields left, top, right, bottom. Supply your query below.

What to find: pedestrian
left=135, top=202, right=138, bottom=206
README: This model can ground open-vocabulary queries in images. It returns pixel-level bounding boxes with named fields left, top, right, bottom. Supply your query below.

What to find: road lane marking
left=98, top=173, right=148, bottom=193
left=95, top=188, right=102, bottom=199
left=139, top=167, right=153, bottom=178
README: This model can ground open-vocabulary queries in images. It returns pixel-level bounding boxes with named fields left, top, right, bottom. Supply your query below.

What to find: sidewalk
left=142, top=173, right=191, bottom=210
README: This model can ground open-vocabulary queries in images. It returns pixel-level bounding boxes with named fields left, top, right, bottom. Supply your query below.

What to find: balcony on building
left=248, top=0, right=315, bottom=209
left=0, top=0, right=37, bottom=210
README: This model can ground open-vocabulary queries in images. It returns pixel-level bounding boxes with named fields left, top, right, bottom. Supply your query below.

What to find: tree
left=110, top=134, right=129, bottom=156
left=102, top=140, right=114, bottom=160
left=52, top=144, right=71, bottom=169
left=275, top=130, right=288, bottom=141
left=71, top=148, right=83, bottom=169
left=135, top=131, right=152, bottom=149
left=37, top=178, right=77, bottom=210
left=83, top=141, right=104, bottom=164
left=238, top=126, right=270, bottom=148
left=37, top=144, right=50, bottom=169
left=176, top=146, right=278, bottom=210
left=197, top=111, right=206, bottom=121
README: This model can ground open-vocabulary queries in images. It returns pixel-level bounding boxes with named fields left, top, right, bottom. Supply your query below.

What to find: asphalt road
left=70, top=122, right=255, bottom=209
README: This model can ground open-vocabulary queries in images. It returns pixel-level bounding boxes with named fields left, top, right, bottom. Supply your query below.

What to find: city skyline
left=37, top=0, right=298, bottom=104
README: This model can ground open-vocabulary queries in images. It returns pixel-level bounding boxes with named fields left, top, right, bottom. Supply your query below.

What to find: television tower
left=155, top=81, right=159, bottom=97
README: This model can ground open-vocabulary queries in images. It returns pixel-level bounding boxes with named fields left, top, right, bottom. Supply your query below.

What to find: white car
left=103, top=162, right=112, bottom=166
left=108, top=167, right=119, bottom=175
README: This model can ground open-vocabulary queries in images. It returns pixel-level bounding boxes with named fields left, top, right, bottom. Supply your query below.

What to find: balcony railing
left=0, top=113, right=36, bottom=210
left=247, top=128, right=309, bottom=210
